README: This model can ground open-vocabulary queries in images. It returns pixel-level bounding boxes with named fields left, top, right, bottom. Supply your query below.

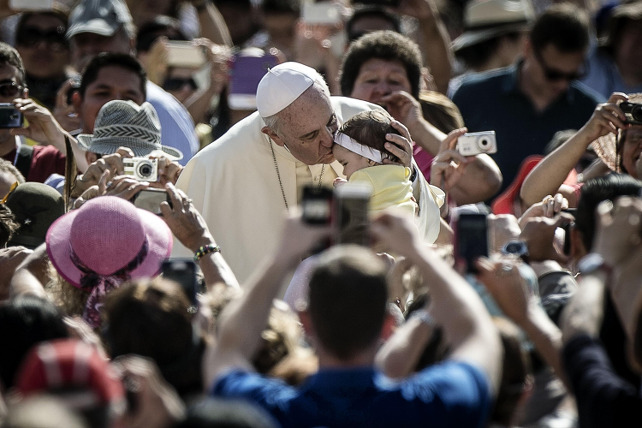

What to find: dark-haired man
left=66, top=0, right=199, bottom=165
left=452, top=3, right=603, bottom=193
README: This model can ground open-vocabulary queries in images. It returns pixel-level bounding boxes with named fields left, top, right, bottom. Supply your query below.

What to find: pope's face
left=268, top=86, right=339, bottom=165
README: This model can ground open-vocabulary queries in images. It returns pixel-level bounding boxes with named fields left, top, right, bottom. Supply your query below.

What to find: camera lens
left=632, top=105, right=642, bottom=122
left=137, top=161, right=153, bottom=178
left=479, top=138, right=489, bottom=147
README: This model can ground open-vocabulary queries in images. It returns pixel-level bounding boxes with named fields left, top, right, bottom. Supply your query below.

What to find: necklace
left=269, top=140, right=325, bottom=210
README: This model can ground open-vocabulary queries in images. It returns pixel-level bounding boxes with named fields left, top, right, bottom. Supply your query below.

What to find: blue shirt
left=146, top=81, right=199, bottom=166
left=452, top=62, right=603, bottom=193
left=212, top=362, right=491, bottom=428
left=580, top=48, right=642, bottom=99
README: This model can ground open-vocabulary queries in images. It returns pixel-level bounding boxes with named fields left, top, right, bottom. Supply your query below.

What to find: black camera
left=0, top=103, right=23, bottom=128
left=620, top=101, right=642, bottom=126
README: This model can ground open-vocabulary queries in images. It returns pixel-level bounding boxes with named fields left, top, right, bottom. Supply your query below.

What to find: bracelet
left=410, top=309, right=436, bottom=327
left=193, top=244, right=221, bottom=262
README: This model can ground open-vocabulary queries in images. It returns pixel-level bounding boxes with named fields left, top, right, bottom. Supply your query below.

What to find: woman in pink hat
left=9, top=183, right=237, bottom=329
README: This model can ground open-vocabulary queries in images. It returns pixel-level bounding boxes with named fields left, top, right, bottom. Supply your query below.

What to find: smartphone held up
left=300, top=182, right=372, bottom=247
left=454, top=213, right=489, bottom=273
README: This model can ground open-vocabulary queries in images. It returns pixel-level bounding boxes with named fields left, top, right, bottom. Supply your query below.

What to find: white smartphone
left=10, top=0, right=54, bottom=10
left=165, top=41, right=206, bottom=68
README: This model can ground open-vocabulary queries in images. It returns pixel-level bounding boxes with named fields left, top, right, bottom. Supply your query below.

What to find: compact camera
left=620, top=102, right=642, bottom=126
left=0, top=103, right=23, bottom=128
left=457, top=131, right=497, bottom=156
left=123, top=157, right=158, bottom=182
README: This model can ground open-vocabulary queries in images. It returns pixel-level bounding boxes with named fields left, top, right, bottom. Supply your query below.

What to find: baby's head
left=333, top=110, right=401, bottom=179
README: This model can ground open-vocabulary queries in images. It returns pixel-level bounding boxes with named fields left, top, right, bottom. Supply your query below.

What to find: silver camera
left=123, top=157, right=158, bottom=182
left=457, top=131, right=497, bottom=156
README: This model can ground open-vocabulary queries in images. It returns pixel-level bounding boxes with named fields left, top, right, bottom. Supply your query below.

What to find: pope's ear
left=262, top=126, right=284, bottom=147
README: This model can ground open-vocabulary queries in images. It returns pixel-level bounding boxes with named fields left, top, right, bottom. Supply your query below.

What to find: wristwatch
left=578, top=253, right=612, bottom=276
left=501, top=240, right=529, bottom=263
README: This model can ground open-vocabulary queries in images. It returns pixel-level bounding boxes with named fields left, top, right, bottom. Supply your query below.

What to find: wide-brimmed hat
left=592, top=93, right=642, bottom=173
left=452, top=0, right=534, bottom=53
left=46, top=196, right=172, bottom=289
left=77, top=100, right=182, bottom=160
left=4, top=182, right=65, bottom=249
left=67, top=0, right=132, bottom=39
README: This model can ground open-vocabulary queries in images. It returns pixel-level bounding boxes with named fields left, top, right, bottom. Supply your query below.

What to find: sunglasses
left=162, top=77, right=198, bottom=92
left=16, top=26, right=68, bottom=51
left=533, top=49, right=586, bottom=82
left=0, top=81, right=24, bottom=98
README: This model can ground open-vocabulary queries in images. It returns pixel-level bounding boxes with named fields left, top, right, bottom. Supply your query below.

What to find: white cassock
left=175, top=96, right=443, bottom=284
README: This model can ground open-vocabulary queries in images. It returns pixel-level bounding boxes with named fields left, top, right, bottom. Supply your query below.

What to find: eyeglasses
left=162, top=77, right=198, bottom=92
left=0, top=81, right=24, bottom=98
left=533, top=49, right=586, bottom=82
left=16, top=26, right=68, bottom=51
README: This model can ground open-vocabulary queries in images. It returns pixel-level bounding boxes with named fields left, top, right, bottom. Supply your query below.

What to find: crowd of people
left=0, top=0, right=641, bottom=426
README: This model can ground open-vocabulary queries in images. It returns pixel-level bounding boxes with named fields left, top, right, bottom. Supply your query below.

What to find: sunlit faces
left=269, top=86, right=339, bottom=165
left=349, top=58, right=412, bottom=106
left=15, top=14, right=69, bottom=79
left=528, top=44, right=586, bottom=99
left=70, top=32, right=131, bottom=72
left=621, top=127, right=642, bottom=179
left=332, top=143, right=372, bottom=179
left=162, top=67, right=198, bottom=103
left=0, top=64, right=25, bottom=148
left=75, top=65, right=145, bottom=133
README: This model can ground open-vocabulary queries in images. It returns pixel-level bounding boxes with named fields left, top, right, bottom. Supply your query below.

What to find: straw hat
left=452, top=0, right=535, bottom=52
left=77, top=100, right=182, bottom=160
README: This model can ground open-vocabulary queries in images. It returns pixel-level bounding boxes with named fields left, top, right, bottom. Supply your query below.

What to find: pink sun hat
left=46, top=196, right=172, bottom=289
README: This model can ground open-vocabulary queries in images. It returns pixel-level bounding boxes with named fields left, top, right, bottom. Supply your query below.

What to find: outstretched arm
left=476, top=257, right=567, bottom=387
left=202, top=214, right=330, bottom=388
left=430, top=127, right=502, bottom=205
left=395, top=0, right=453, bottom=94
left=161, top=183, right=240, bottom=290
left=371, top=212, right=502, bottom=394
left=521, top=93, right=629, bottom=207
